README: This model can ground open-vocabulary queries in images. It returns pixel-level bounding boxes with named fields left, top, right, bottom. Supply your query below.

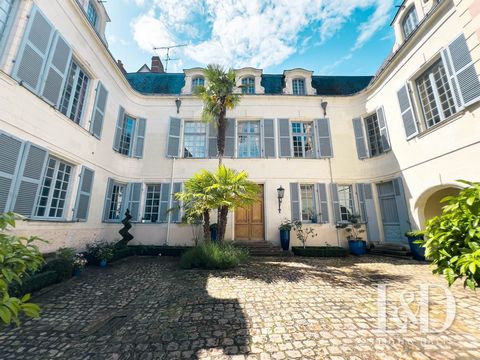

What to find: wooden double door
left=235, top=185, right=264, bottom=241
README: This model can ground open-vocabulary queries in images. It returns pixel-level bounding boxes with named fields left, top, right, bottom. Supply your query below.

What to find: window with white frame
left=237, top=121, right=260, bottom=158
left=87, top=1, right=98, bottom=28
left=60, top=60, right=90, bottom=124
left=106, top=182, right=125, bottom=221
left=337, top=185, right=354, bottom=222
left=35, top=157, right=73, bottom=219
left=291, top=122, right=314, bottom=158
left=183, top=121, right=206, bottom=158
left=364, top=113, right=384, bottom=157
left=192, top=76, right=204, bottom=91
left=292, top=78, right=305, bottom=95
left=144, top=184, right=161, bottom=222
left=241, top=77, right=255, bottom=94
left=0, top=0, right=15, bottom=43
left=416, top=59, right=456, bottom=128
left=300, top=184, right=316, bottom=222
left=119, top=115, right=136, bottom=156
left=402, top=6, right=418, bottom=39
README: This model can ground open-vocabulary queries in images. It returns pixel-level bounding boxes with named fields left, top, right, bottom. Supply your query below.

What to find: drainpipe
left=328, top=158, right=340, bottom=247
left=165, top=157, right=176, bottom=245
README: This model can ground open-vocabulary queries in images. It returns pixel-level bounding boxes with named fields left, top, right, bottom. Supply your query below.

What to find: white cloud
left=130, top=0, right=394, bottom=70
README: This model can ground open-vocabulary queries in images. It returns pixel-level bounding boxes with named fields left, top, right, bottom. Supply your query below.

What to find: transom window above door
left=238, top=121, right=260, bottom=158
left=291, top=122, right=314, bottom=158
left=241, top=77, right=255, bottom=94
left=184, top=121, right=206, bottom=158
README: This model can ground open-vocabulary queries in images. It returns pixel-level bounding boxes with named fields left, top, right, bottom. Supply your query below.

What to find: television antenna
left=153, top=44, right=187, bottom=72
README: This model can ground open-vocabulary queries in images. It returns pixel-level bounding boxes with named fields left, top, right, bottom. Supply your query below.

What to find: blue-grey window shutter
left=12, top=143, right=48, bottom=217
left=103, top=178, right=114, bottom=221
left=0, top=132, right=25, bottom=213
left=208, top=121, right=218, bottom=157
left=393, top=177, right=411, bottom=237
left=167, top=117, right=181, bottom=157
left=315, top=118, right=333, bottom=158
left=73, top=167, right=94, bottom=221
left=90, top=82, right=108, bottom=139
left=261, top=119, right=275, bottom=158
left=397, top=84, right=419, bottom=139
left=278, top=119, right=291, bottom=157
left=443, top=34, right=480, bottom=108
left=376, top=107, right=391, bottom=152
left=352, top=117, right=368, bottom=159
left=40, top=32, right=72, bottom=107
left=316, top=183, right=329, bottom=223
left=330, top=183, right=341, bottom=224
left=171, top=182, right=182, bottom=223
left=13, top=6, right=55, bottom=93
left=126, top=182, right=142, bottom=222
left=159, top=183, right=171, bottom=222
left=133, top=118, right=146, bottom=158
left=362, top=183, right=381, bottom=242
left=113, top=106, right=125, bottom=152
left=355, top=183, right=367, bottom=223
left=290, top=183, right=300, bottom=221
left=224, top=118, right=235, bottom=157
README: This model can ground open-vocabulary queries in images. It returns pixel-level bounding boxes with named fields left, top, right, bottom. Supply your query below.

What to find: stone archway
left=416, top=186, right=461, bottom=228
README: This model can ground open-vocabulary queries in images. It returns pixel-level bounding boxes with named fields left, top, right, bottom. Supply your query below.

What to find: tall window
left=337, top=185, right=354, bottom=222
left=402, top=7, right=418, bottom=38
left=87, top=1, right=98, bottom=28
left=107, top=182, right=125, bottom=220
left=238, top=121, right=260, bottom=158
left=364, top=113, right=384, bottom=157
left=292, top=78, right=305, bottom=95
left=300, top=184, right=316, bottom=222
left=291, top=122, right=314, bottom=158
left=60, top=60, right=90, bottom=124
left=119, top=116, right=136, bottom=156
left=0, top=0, right=15, bottom=43
left=183, top=121, right=206, bottom=158
left=416, top=59, right=456, bottom=128
left=35, top=157, right=72, bottom=219
left=144, top=184, right=161, bottom=222
left=241, top=77, right=255, bottom=94
left=192, top=76, right=204, bottom=91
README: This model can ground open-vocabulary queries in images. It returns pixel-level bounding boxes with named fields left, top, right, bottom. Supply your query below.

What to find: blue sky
left=105, top=0, right=397, bottom=75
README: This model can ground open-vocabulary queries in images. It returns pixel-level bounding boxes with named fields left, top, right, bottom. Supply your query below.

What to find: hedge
left=292, top=246, right=348, bottom=257
left=42, top=258, right=74, bottom=282
left=10, top=270, right=59, bottom=297
left=128, top=245, right=191, bottom=257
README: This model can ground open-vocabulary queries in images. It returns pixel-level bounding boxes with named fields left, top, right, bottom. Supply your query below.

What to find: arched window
left=402, top=6, right=418, bottom=39
left=241, top=77, right=255, bottom=94
left=292, top=78, right=305, bottom=95
left=192, top=76, right=205, bottom=91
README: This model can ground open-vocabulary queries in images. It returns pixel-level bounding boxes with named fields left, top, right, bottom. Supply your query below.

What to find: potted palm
left=337, top=214, right=366, bottom=255
left=279, top=220, right=295, bottom=250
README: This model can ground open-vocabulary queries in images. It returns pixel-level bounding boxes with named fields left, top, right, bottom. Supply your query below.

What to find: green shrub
left=10, top=271, right=58, bottom=297
left=405, top=230, right=425, bottom=238
left=180, top=242, right=248, bottom=269
left=111, top=247, right=136, bottom=262
left=424, top=181, right=480, bottom=289
left=86, top=241, right=115, bottom=262
left=292, top=246, right=348, bottom=257
left=42, top=258, right=73, bottom=282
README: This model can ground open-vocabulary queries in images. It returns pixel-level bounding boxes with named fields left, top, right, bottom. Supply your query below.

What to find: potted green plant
left=73, top=253, right=87, bottom=276
left=337, top=214, right=366, bottom=255
left=279, top=219, right=295, bottom=250
left=405, top=230, right=425, bottom=261
left=87, top=242, right=115, bottom=268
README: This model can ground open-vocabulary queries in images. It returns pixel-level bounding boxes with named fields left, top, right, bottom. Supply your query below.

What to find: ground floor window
left=144, top=184, right=161, bottom=222
left=300, top=184, right=316, bottom=222
left=107, top=182, right=126, bottom=220
left=35, top=157, right=72, bottom=218
left=337, top=185, right=354, bottom=222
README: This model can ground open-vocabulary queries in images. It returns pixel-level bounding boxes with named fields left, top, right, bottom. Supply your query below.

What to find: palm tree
left=195, top=64, right=240, bottom=166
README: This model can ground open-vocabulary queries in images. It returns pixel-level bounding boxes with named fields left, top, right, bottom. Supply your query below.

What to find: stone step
left=369, top=244, right=411, bottom=259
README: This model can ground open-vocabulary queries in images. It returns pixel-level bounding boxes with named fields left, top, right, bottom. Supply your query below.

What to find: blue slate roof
left=126, top=72, right=373, bottom=96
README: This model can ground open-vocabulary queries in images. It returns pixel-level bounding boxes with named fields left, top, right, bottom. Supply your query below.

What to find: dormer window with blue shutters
left=192, top=76, right=204, bottom=92
left=292, top=78, right=305, bottom=95
left=241, top=77, right=255, bottom=94
left=402, top=6, right=418, bottom=39
left=87, top=1, right=98, bottom=29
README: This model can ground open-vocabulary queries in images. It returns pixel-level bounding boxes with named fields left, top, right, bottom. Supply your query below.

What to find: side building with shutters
left=0, top=0, right=479, bottom=252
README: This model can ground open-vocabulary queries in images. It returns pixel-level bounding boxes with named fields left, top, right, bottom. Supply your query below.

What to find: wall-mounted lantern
left=277, top=186, right=285, bottom=213
left=175, top=97, right=182, bottom=114
left=321, top=101, right=328, bottom=117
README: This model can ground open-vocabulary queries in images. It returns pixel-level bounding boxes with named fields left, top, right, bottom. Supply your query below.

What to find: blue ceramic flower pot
left=407, top=235, right=425, bottom=261
left=99, top=259, right=108, bottom=268
left=73, top=268, right=82, bottom=277
left=280, top=229, right=291, bottom=250
left=348, top=239, right=366, bottom=256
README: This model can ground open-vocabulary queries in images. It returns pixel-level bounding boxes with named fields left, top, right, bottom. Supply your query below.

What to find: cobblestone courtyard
left=1, top=255, right=480, bottom=360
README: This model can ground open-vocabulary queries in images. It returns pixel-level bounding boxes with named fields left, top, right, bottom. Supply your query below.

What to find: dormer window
left=192, top=76, right=205, bottom=91
left=292, top=78, right=305, bottom=95
left=402, top=6, right=418, bottom=39
left=87, top=1, right=98, bottom=28
left=241, top=77, right=255, bottom=94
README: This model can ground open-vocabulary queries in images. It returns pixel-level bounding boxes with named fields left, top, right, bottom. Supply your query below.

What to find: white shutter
left=376, top=106, right=391, bottom=152
left=90, top=81, right=108, bottom=139
left=397, top=84, right=419, bottom=139
left=133, top=118, right=146, bottom=158
left=113, top=106, right=125, bottom=152
left=0, top=132, right=25, bottom=213
left=73, top=167, right=95, bottom=221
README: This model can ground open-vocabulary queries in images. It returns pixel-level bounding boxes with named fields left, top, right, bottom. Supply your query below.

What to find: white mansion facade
left=0, top=0, right=479, bottom=252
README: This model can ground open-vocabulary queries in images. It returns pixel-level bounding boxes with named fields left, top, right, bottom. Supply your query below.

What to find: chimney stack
left=116, top=60, right=127, bottom=75
left=151, top=56, right=165, bottom=73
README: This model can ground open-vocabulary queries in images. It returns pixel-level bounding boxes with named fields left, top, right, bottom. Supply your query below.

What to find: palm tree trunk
left=203, top=209, right=211, bottom=241
left=217, top=99, right=227, bottom=167
left=217, top=206, right=229, bottom=243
